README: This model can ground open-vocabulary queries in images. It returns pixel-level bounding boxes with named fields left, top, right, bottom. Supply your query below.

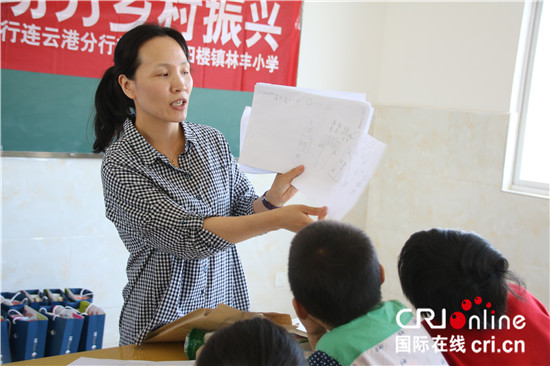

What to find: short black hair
left=196, top=317, right=305, bottom=366
left=288, top=220, right=382, bottom=327
left=398, top=228, right=524, bottom=323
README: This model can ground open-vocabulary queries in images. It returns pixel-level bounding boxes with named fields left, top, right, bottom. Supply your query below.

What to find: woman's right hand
left=274, top=204, right=328, bottom=232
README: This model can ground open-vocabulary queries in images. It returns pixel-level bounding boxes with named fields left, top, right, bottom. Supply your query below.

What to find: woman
left=93, top=23, right=326, bottom=345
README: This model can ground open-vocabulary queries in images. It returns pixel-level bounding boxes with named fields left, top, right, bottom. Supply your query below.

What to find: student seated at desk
left=288, top=220, right=448, bottom=366
left=195, top=317, right=305, bottom=366
left=398, top=228, right=550, bottom=365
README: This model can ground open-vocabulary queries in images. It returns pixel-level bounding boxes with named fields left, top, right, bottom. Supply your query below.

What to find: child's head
left=195, top=317, right=305, bottom=366
left=398, top=228, right=523, bottom=323
left=288, top=220, right=383, bottom=327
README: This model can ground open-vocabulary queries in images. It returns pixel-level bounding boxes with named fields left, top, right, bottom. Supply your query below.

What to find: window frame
left=504, top=0, right=549, bottom=199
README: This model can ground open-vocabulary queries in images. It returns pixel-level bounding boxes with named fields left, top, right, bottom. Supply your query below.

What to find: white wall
left=297, top=1, right=387, bottom=99
left=2, top=0, right=548, bottom=349
left=298, top=1, right=523, bottom=112
left=1, top=158, right=127, bottom=348
left=377, top=2, right=522, bottom=112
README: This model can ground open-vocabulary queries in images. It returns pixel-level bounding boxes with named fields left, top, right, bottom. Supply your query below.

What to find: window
left=505, top=1, right=549, bottom=198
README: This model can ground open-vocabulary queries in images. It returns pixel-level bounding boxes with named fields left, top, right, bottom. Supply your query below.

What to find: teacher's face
left=119, top=36, right=193, bottom=127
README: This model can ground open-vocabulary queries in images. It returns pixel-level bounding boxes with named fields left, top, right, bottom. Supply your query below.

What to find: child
left=288, top=220, right=447, bottom=366
left=398, top=228, right=550, bottom=365
left=195, top=317, right=305, bottom=366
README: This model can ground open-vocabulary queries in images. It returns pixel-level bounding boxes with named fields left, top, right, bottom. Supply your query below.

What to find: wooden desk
left=7, top=342, right=188, bottom=365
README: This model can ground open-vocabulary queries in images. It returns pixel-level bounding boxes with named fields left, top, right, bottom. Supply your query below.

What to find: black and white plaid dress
left=101, top=119, right=256, bottom=345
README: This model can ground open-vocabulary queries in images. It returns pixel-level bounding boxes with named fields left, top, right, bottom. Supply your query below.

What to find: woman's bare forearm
left=203, top=204, right=327, bottom=243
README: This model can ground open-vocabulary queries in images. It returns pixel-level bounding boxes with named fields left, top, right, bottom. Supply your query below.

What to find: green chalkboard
left=1, top=69, right=252, bottom=156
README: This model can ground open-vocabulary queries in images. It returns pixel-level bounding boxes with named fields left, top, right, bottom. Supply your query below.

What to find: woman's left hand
left=265, top=165, right=305, bottom=207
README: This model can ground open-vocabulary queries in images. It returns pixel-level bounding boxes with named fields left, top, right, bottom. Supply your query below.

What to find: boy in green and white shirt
left=288, top=221, right=447, bottom=366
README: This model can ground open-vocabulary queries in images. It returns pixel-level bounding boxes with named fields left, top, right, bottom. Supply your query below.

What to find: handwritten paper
left=239, top=83, right=386, bottom=220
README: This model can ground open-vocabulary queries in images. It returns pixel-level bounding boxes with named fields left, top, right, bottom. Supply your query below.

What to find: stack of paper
left=239, top=83, right=386, bottom=220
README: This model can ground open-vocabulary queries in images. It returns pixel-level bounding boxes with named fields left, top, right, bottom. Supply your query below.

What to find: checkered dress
left=101, top=119, right=256, bottom=345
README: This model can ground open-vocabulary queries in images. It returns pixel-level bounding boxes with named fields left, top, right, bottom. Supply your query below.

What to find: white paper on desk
left=69, top=357, right=194, bottom=365
left=239, top=83, right=384, bottom=219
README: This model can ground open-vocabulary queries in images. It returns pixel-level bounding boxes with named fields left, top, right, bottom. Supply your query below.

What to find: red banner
left=0, top=0, right=302, bottom=91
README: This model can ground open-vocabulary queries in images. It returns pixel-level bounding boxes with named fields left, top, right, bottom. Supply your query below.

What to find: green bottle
left=184, top=328, right=213, bottom=360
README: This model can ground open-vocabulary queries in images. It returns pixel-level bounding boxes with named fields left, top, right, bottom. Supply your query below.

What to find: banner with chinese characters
left=0, top=0, right=302, bottom=92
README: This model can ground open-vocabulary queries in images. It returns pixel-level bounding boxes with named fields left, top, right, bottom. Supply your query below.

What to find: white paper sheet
left=238, top=106, right=274, bottom=174
left=239, top=83, right=385, bottom=219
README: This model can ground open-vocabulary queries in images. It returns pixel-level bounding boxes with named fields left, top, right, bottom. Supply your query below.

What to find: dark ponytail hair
left=93, top=23, right=190, bottom=153
left=398, top=228, right=525, bottom=325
